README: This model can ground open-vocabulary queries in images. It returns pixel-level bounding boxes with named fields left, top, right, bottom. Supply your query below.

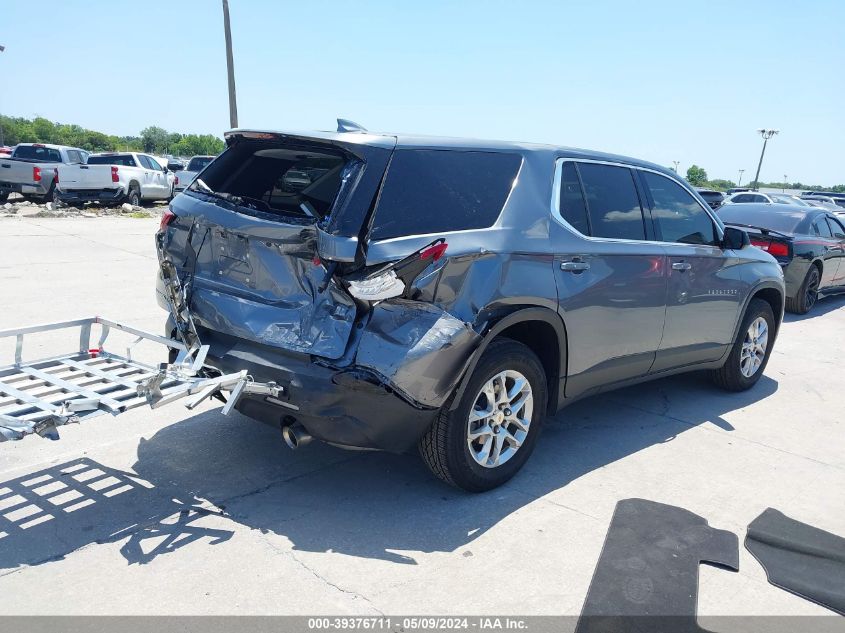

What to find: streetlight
left=737, top=169, right=745, bottom=187
left=751, top=129, right=778, bottom=191
left=222, top=0, right=238, bottom=128
left=0, top=45, right=5, bottom=146
left=672, top=161, right=679, bottom=173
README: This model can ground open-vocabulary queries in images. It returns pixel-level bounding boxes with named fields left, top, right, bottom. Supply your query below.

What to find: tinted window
left=557, top=161, right=590, bottom=234
left=187, top=157, right=214, bottom=172
left=87, top=154, right=138, bottom=167
left=825, top=217, right=845, bottom=238
left=750, top=195, right=768, bottom=203
left=13, top=145, right=62, bottom=162
left=370, top=150, right=522, bottom=240
left=643, top=172, right=717, bottom=245
left=732, top=194, right=753, bottom=203
left=577, top=163, right=645, bottom=240
left=814, top=219, right=833, bottom=237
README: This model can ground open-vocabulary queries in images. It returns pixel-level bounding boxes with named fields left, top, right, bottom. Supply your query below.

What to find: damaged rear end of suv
left=156, top=127, right=559, bottom=491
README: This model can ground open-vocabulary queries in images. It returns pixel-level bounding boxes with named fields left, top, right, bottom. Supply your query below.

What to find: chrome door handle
left=672, top=262, right=692, bottom=271
left=561, top=261, right=590, bottom=272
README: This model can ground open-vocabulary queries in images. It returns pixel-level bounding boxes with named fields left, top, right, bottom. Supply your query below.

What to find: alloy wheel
left=740, top=316, right=769, bottom=378
left=466, top=370, right=533, bottom=468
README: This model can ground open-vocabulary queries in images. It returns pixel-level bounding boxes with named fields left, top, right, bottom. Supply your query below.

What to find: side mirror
left=722, top=226, right=750, bottom=250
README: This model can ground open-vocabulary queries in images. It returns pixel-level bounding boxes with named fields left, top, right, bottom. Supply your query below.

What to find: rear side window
left=558, top=162, right=590, bottom=235
left=643, top=171, right=717, bottom=245
left=370, top=150, right=522, bottom=240
left=577, top=163, right=646, bottom=241
left=13, top=146, right=62, bottom=162
left=827, top=217, right=845, bottom=238
left=814, top=219, right=833, bottom=237
left=732, top=194, right=753, bottom=203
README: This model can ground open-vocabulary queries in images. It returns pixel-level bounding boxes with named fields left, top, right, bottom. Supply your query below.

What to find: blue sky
left=1, top=0, right=843, bottom=184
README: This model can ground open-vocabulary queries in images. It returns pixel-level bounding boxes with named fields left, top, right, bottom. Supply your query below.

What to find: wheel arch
left=449, top=306, right=568, bottom=415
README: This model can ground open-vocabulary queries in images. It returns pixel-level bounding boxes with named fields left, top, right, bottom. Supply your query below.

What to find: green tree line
left=0, top=115, right=225, bottom=157
left=683, top=164, right=844, bottom=193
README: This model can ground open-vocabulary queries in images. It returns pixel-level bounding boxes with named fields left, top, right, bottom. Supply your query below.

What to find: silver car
left=157, top=126, right=785, bottom=491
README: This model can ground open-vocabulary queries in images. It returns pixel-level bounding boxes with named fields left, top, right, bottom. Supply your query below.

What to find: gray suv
left=156, top=127, right=785, bottom=491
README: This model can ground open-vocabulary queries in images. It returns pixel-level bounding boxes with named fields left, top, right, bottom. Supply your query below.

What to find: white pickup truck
left=0, top=143, right=89, bottom=204
left=57, top=152, right=175, bottom=206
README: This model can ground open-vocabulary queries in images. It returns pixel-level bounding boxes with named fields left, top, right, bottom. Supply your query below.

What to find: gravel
left=0, top=193, right=166, bottom=219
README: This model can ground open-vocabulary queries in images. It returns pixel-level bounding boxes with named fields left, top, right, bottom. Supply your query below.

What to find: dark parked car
left=696, top=188, right=725, bottom=210
left=156, top=127, right=785, bottom=491
left=718, top=204, right=845, bottom=314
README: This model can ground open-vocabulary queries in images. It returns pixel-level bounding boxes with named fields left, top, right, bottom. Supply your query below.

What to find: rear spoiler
left=723, top=222, right=792, bottom=240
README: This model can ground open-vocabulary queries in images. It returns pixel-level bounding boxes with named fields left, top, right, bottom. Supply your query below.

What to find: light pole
left=672, top=161, right=679, bottom=173
left=0, top=44, right=5, bottom=146
left=783, top=175, right=787, bottom=193
left=222, top=0, right=238, bottom=129
left=737, top=169, right=745, bottom=187
left=751, top=129, right=778, bottom=191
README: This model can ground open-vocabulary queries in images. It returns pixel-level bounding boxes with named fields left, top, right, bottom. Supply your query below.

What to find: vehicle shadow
left=0, top=372, right=777, bottom=570
left=783, top=292, right=845, bottom=323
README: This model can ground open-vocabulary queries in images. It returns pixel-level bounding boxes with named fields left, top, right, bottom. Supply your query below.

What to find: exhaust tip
left=282, top=423, right=312, bottom=450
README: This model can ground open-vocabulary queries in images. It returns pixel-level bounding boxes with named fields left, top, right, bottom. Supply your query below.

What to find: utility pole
left=783, top=175, right=787, bottom=193
left=222, top=0, right=238, bottom=128
left=752, top=129, right=778, bottom=191
left=0, top=44, right=5, bottom=146
left=737, top=169, right=744, bottom=187
left=672, top=161, right=679, bottom=173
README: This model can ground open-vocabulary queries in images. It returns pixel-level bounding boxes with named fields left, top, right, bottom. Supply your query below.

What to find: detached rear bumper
left=57, top=188, right=126, bottom=204
left=196, top=328, right=440, bottom=453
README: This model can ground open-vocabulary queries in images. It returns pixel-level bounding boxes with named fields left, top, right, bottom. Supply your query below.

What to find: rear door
left=639, top=169, right=746, bottom=371
left=814, top=216, right=845, bottom=287
left=550, top=160, right=668, bottom=398
left=827, top=215, right=845, bottom=284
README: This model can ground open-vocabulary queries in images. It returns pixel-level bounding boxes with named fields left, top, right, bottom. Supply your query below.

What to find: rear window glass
left=718, top=206, right=806, bottom=233
left=13, top=146, right=62, bottom=162
left=370, top=150, right=521, bottom=241
left=187, top=157, right=214, bottom=171
left=88, top=155, right=137, bottom=167
left=190, top=141, right=349, bottom=219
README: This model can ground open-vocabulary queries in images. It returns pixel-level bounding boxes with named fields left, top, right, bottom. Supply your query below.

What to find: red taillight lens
left=159, top=209, right=176, bottom=232
left=767, top=241, right=789, bottom=257
left=750, top=239, right=769, bottom=250
left=420, top=242, right=448, bottom=261
left=111, top=166, right=119, bottom=183
left=32, top=166, right=41, bottom=182
left=175, top=175, right=179, bottom=185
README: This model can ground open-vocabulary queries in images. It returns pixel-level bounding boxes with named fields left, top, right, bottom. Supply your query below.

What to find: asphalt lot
left=0, top=215, right=843, bottom=617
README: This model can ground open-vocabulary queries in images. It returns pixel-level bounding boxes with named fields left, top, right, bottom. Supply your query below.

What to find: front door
left=813, top=216, right=845, bottom=288
left=551, top=160, right=668, bottom=398
left=638, top=170, right=746, bottom=371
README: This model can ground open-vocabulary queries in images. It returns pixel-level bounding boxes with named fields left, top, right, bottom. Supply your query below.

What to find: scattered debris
left=0, top=194, right=164, bottom=220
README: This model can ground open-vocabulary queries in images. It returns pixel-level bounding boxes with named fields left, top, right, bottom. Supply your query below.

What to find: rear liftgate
left=0, top=315, right=278, bottom=442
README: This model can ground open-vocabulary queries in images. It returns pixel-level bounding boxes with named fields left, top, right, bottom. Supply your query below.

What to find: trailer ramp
left=0, top=317, right=274, bottom=442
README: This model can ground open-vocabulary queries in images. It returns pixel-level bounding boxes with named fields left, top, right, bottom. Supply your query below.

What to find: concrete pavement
left=0, top=216, right=843, bottom=616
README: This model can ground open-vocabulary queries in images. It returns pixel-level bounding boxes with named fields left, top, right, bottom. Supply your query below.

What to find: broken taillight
left=347, top=270, right=405, bottom=301
left=159, top=209, right=176, bottom=232
left=420, top=242, right=448, bottom=261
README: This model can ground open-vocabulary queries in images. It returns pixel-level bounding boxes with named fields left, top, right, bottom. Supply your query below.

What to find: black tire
left=785, top=265, right=820, bottom=314
left=41, top=182, right=58, bottom=204
left=711, top=298, right=775, bottom=392
left=126, top=187, right=141, bottom=207
left=419, top=338, right=548, bottom=492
